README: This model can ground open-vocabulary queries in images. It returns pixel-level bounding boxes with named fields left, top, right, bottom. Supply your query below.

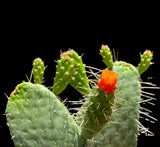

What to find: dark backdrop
left=1, top=10, right=160, bottom=146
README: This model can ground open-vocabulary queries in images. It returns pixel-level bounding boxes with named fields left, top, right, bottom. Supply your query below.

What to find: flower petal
left=98, top=69, right=118, bottom=94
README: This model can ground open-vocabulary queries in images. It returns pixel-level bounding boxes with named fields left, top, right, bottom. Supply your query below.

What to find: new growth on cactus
left=52, top=50, right=91, bottom=96
left=100, top=45, right=113, bottom=70
left=6, top=45, right=159, bottom=147
left=32, top=58, right=45, bottom=84
left=138, top=50, right=153, bottom=74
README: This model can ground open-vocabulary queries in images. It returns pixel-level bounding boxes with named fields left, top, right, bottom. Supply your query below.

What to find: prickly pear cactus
left=88, top=47, right=155, bottom=147
left=32, top=58, right=45, bottom=84
left=7, top=82, right=84, bottom=147
left=137, top=50, right=153, bottom=74
left=89, top=61, right=141, bottom=147
left=6, top=45, right=157, bottom=147
left=52, top=50, right=90, bottom=95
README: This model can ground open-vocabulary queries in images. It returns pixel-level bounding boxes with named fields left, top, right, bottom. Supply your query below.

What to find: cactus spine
left=6, top=45, right=156, bottom=147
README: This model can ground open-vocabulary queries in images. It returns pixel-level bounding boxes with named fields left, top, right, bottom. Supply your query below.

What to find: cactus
left=32, top=58, right=45, bottom=84
left=7, top=82, right=84, bottom=146
left=89, top=61, right=141, bottom=147
left=137, top=50, right=153, bottom=74
left=76, top=69, right=118, bottom=140
left=52, top=50, right=91, bottom=95
left=52, top=51, right=75, bottom=95
left=6, top=45, right=157, bottom=147
left=100, top=45, right=113, bottom=70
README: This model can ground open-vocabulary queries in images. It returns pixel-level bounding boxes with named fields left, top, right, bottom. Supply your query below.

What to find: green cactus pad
left=7, top=82, right=84, bottom=147
left=53, top=50, right=91, bottom=95
left=90, top=61, right=141, bottom=147
left=69, top=50, right=91, bottom=95
left=77, top=88, right=115, bottom=139
left=137, top=50, right=153, bottom=74
left=32, top=58, right=45, bottom=84
left=100, top=45, right=113, bottom=70
left=52, top=51, right=74, bottom=95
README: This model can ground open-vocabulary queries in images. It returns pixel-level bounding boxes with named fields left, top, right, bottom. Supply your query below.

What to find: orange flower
left=98, top=69, right=118, bottom=94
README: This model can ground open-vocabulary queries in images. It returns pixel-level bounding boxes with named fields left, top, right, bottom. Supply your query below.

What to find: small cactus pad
left=53, top=50, right=91, bottom=95
left=137, top=50, right=153, bottom=74
left=52, top=51, right=74, bottom=95
left=7, top=82, right=84, bottom=146
left=33, top=58, right=45, bottom=84
left=69, top=50, right=91, bottom=95
left=100, top=45, right=113, bottom=70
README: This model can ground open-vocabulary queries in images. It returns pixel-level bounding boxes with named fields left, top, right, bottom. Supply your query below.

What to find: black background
left=1, top=5, right=160, bottom=147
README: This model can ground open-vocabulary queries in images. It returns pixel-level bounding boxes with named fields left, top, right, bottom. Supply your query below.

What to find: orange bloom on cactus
left=98, top=69, right=118, bottom=94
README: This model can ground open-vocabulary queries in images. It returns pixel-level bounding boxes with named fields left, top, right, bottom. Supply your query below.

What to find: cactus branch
left=32, top=58, right=45, bottom=84
left=137, top=50, right=153, bottom=74
left=77, top=69, right=118, bottom=139
left=100, top=45, right=113, bottom=70
left=53, top=50, right=91, bottom=95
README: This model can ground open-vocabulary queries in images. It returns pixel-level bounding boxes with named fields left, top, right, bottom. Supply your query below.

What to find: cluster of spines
left=32, top=58, right=45, bottom=84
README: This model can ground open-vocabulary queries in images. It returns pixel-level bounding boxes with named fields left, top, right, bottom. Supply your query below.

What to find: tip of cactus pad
left=98, top=69, right=118, bottom=94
